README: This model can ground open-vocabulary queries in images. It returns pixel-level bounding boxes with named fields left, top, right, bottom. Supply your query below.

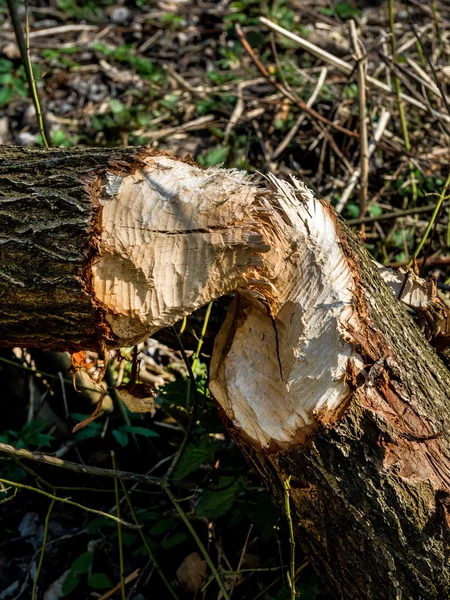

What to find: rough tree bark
left=1, top=146, right=450, bottom=599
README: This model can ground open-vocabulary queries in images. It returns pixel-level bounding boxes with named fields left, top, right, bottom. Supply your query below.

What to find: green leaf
left=161, top=532, right=187, bottom=549
left=335, top=1, right=361, bottom=19
left=24, top=432, right=54, bottom=447
left=119, top=425, right=159, bottom=438
left=88, top=573, right=113, bottom=590
left=122, top=530, right=137, bottom=546
left=0, top=86, right=14, bottom=106
left=195, top=476, right=243, bottom=518
left=62, top=570, right=80, bottom=596
left=109, top=98, right=126, bottom=114
left=150, top=518, right=175, bottom=536
left=86, top=516, right=116, bottom=531
left=74, top=422, right=103, bottom=441
left=297, top=579, right=322, bottom=599
left=71, top=551, right=93, bottom=574
left=173, top=436, right=220, bottom=481
left=21, top=421, right=49, bottom=434
left=52, top=130, right=73, bottom=147
left=133, top=536, right=159, bottom=556
left=369, top=204, right=383, bottom=218
left=346, top=203, right=359, bottom=219
left=199, top=146, right=230, bottom=167
left=112, top=429, right=129, bottom=447
left=0, top=73, right=13, bottom=85
left=318, top=7, right=334, bottom=15
left=269, top=587, right=291, bottom=600
left=134, top=510, right=160, bottom=522
left=0, top=58, right=13, bottom=73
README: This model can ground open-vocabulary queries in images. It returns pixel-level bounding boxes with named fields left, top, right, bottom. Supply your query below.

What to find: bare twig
left=0, top=442, right=191, bottom=489
left=6, top=0, right=51, bottom=146
left=259, top=16, right=450, bottom=125
left=346, top=200, right=450, bottom=226
left=272, top=67, right=328, bottom=159
left=235, top=24, right=359, bottom=139
left=349, top=20, right=369, bottom=223
left=336, top=110, right=391, bottom=213
left=136, top=115, right=215, bottom=141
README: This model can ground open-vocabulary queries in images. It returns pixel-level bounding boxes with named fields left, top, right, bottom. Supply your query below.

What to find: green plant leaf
left=112, top=429, right=129, bottom=447
left=0, top=59, right=13, bottom=73
left=346, top=203, right=359, bottom=219
left=88, top=573, right=113, bottom=589
left=119, top=424, right=159, bottom=438
left=21, top=421, right=49, bottom=434
left=369, top=204, right=383, bottom=217
left=199, top=146, right=230, bottom=167
left=150, top=518, right=175, bottom=536
left=73, top=422, right=103, bottom=441
left=173, top=436, right=220, bottom=480
left=195, top=476, right=243, bottom=518
left=62, top=570, right=80, bottom=596
left=161, top=532, right=187, bottom=549
left=297, top=579, right=322, bottom=599
left=71, top=551, right=93, bottom=574
left=335, top=1, right=361, bottom=19
left=122, top=530, right=137, bottom=546
left=269, top=587, right=291, bottom=600
left=86, top=516, right=116, bottom=531
left=109, top=98, right=126, bottom=114
left=24, top=433, right=54, bottom=447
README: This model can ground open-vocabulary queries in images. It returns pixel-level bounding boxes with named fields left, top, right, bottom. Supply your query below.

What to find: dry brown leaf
left=176, top=552, right=207, bottom=592
left=71, top=391, right=107, bottom=433
left=118, top=382, right=156, bottom=415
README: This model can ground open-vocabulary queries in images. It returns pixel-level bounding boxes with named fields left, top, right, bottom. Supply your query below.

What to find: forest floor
left=0, top=0, right=449, bottom=598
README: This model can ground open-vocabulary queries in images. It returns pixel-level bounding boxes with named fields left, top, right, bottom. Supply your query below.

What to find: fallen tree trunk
left=1, top=146, right=450, bottom=599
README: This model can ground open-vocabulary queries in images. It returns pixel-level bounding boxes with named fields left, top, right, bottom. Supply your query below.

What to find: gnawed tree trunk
left=1, top=146, right=450, bottom=599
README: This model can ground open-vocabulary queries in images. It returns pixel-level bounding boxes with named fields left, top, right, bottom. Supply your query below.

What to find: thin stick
left=164, top=483, right=231, bottom=600
left=0, top=442, right=190, bottom=489
left=32, top=496, right=55, bottom=600
left=272, top=67, right=328, bottom=159
left=191, top=301, right=213, bottom=374
left=336, top=110, right=391, bottom=213
left=283, top=477, right=296, bottom=600
left=112, top=452, right=126, bottom=599
left=230, top=524, right=254, bottom=596
left=0, top=476, right=140, bottom=528
left=24, top=2, right=50, bottom=147
left=347, top=200, right=450, bottom=226
left=408, top=173, right=450, bottom=267
left=389, top=0, right=417, bottom=205
left=164, top=325, right=202, bottom=480
left=6, top=0, right=51, bottom=146
left=407, top=17, right=450, bottom=118
left=120, top=480, right=180, bottom=600
left=259, top=16, right=450, bottom=125
left=235, top=24, right=359, bottom=140
left=349, top=21, right=369, bottom=224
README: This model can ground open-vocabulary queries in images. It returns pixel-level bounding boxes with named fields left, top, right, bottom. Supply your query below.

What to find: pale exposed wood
left=377, top=263, right=450, bottom=342
left=94, top=154, right=271, bottom=345
left=210, top=175, right=364, bottom=448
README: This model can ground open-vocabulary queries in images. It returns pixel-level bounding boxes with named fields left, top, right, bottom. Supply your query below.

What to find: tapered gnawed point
left=210, top=176, right=364, bottom=450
